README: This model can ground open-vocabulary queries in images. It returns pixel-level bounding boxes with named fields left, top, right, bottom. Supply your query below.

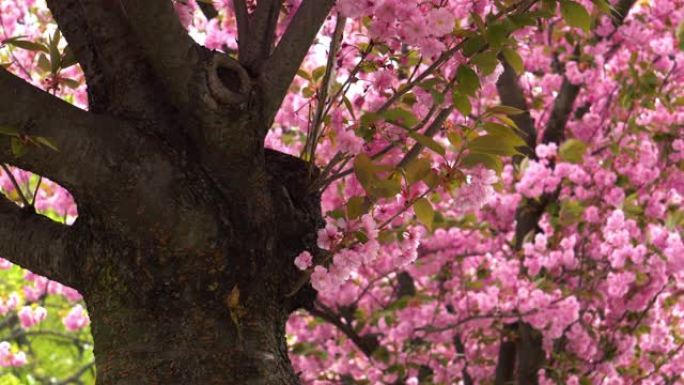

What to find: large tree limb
left=45, top=0, right=104, bottom=108
left=119, top=0, right=200, bottom=107
left=233, top=0, right=250, bottom=54
left=0, top=68, right=127, bottom=195
left=541, top=77, right=580, bottom=145
left=46, top=0, right=163, bottom=117
left=0, top=195, right=82, bottom=287
left=493, top=46, right=581, bottom=385
left=239, top=0, right=281, bottom=71
left=496, top=61, right=536, bottom=157
left=261, top=0, right=335, bottom=123
left=494, top=323, right=518, bottom=385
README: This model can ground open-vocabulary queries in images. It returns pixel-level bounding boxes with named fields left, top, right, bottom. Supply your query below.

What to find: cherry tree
left=0, top=0, right=683, bottom=384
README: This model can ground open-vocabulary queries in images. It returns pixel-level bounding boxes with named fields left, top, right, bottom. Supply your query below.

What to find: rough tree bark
left=0, top=0, right=334, bottom=383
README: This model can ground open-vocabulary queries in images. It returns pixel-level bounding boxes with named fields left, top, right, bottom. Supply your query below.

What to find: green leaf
left=61, top=78, right=81, bottom=89
left=509, top=12, right=538, bottom=27
left=470, top=12, right=486, bottom=33
left=360, top=112, right=380, bottom=126
left=0, top=125, right=18, bottom=135
left=455, top=65, right=480, bottom=96
left=423, top=169, right=441, bottom=188
left=354, top=153, right=378, bottom=192
left=418, top=77, right=441, bottom=91
left=296, top=69, right=312, bottom=81
left=60, top=46, right=78, bottom=69
left=467, top=134, right=522, bottom=156
left=665, top=209, right=684, bottom=230
left=382, top=108, right=419, bottom=128
left=460, top=152, right=503, bottom=174
left=414, top=198, right=434, bottom=230
left=485, top=23, right=508, bottom=49
left=502, top=47, right=524, bottom=75
left=591, top=0, right=613, bottom=13
left=493, top=113, right=519, bottom=128
left=623, top=193, right=642, bottom=216
left=5, top=39, right=49, bottom=52
left=485, top=105, right=525, bottom=116
left=353, top=154, right=399, bottom=198
left=677, top=21, right=684, bottom=51
left=34, top=136, right=59, bottom=151
left=347, top=196, right=371, bottom=219
left=372, top=177, right=402, bottom=198
left=373, top=346, right=391, bottom=363
left=560, top=0, right=591, bottom=32
left=404, top=157, right=432, bottom=184
left=10, top=137, right=26, bottom=157
left=37, top=54, right=51, bottom=72
left=343, top=96, right=356, bottom=119
left=471, top=52, right=498, bottom=75
left=558, top=139, right=587, bottom=163
left=462, top=35, right=486, bottom=57
left=559, top=199, right=585, bottom=226
left=312, top=66, right=326, bottom=81
left=49, top=29, right=61, bottom=73
left=452, top=90, right=472, bottom=116
left=447, top=131, right=462, bottom=148
left=482, top=122, right=526, bottom=147
left=408, top=131, right=445, bottom=156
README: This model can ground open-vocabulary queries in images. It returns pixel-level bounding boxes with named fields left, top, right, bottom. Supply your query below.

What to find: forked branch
left=0, top=68, right=128, bottom=195
left=119, top=0, right=200, bottom=106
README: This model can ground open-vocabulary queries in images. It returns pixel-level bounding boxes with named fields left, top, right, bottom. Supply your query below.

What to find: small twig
left=55, top=361, right=96, bottom=385
left=1, top=163, right=31, bottom=207
left=31, top=175, right=42, bottom=206
left=305, top=14, right=346, bottom=173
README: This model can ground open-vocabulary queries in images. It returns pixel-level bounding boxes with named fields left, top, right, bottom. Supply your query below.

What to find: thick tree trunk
left=87, top=279, right=299, bottom=385
left=74, top=146, right=321, bottom=385
left=0, top=2, right=334, bottom=384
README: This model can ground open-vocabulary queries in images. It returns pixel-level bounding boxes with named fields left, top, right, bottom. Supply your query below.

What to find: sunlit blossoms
left=63, top=305, right=90, bottom=332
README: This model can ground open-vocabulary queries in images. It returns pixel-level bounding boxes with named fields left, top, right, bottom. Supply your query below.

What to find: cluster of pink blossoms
left=0, top=341, right=26, bottom=367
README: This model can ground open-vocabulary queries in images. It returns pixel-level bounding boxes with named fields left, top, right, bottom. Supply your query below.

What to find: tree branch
left=46, top=0, right=163, bottom=116
left=611, top=0, right=637, bottom=27
left=454, top=335, right=474, bottom=385
left=493, top=47, right=581, bottom=385
left=119, top=0, right=200, bottom=106
left=494, top=323, right=518, bottom=385
left=517, top=322, right=545, bottom=385
left=0, top=68, right=127, bottom=195
left=496, top=60, right=536, bottom=157
left=397, top=107, right=453, bottom=169
left=261, top=0, right=335, bottom=123
left=239, top=0, right=281, bottom=71
left=198, top=0, right=218, bottom=20
left=541, top=76, right=580, bottom=145
left=0, top=195, right=82, bottom=287
left=233, top=0, right=250, bottom=56
left=308, top=301, right=379, bottom=358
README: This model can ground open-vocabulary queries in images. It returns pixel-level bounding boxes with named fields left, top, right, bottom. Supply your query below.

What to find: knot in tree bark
left=207, top=54, right=252, bottom=105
